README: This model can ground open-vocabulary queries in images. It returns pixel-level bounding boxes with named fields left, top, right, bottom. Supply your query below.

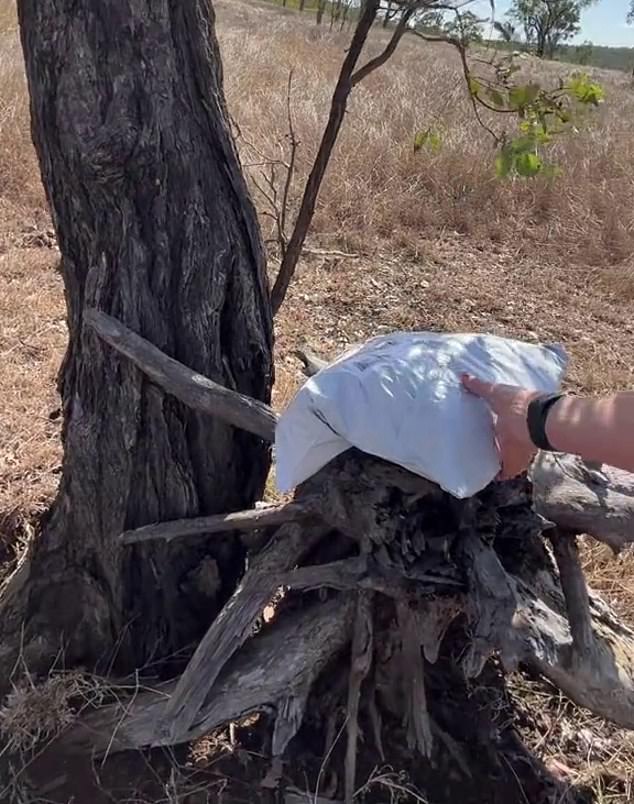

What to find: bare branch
left=121, top=501, right=317, bottom=545
left=293, top=345, right=329, bottom=377
left=270, top=0, right=382, bottom=315
left=411, top=28, right=500, bottom=141
left=85, top=309, right=277, bottom=442
left=280, top=70, right=299, bottom=249
left=350, top=6, right=415, bottom=86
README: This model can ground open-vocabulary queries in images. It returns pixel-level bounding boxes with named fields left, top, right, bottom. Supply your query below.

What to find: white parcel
left=275, top=332, right=567, bottom=498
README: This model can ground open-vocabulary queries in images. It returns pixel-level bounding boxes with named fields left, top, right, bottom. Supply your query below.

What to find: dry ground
left=1, top=0, right=634, bottom=800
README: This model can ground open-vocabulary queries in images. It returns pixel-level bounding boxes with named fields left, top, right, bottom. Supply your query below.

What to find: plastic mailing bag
left=275, top=332, right=567, bottom=498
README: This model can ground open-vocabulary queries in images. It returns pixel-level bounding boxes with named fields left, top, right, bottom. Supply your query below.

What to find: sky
left=476, top=0, right=634, bottom=47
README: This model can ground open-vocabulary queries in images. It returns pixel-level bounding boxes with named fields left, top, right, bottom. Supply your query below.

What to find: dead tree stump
left=11, top=312, right=634, bottom=803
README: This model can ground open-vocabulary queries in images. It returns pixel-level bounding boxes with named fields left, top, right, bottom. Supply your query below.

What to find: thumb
left=461, top=373, right=496, bottom=402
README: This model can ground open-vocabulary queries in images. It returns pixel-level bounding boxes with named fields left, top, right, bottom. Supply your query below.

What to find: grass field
left=1, top=0, right=634, bottom=799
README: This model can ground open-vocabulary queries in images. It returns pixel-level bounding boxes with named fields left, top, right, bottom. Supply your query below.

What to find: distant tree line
left=270, top=0, right=634, bottom=73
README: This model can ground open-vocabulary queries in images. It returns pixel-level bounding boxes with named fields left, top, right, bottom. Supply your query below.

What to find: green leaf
left=414, top=128, right=442, bottom=153
left=568, top=74, right=604, bottom=105
left=509, top=83, right=540, bottom=109
left=495, top=148, right=514, bottom=177
left=468, top=77, right=481, bottom=97
left=515, top=152, right=542, bottom=177
left=486, top=88, right=507, bottom=108
left=509, top=135, right=535, bottom=155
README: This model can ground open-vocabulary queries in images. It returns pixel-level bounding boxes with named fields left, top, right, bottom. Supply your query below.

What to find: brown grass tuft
left=0, top=671, right=106, bottom=754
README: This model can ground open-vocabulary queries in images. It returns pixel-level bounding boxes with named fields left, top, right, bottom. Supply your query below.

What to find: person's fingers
left=461, top=373, right=498, bottom=405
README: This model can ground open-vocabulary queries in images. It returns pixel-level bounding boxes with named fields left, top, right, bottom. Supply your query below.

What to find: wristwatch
left=527, top=393, right=564, bottom=451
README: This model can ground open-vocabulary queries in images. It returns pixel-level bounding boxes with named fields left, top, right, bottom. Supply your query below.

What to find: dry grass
left=0, top=671, right=107, bottom=755
left=0, top=5, right=61, bottom=562
left=508, top=672, right=634, bottom=802
left=1, top=0, right=634, bottom=797
left=220, top=1, right=634, bottom=270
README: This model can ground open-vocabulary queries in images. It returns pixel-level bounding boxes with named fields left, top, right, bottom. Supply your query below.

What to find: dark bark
left=316, top=0, right=326, bottom=25
left=383, top=0, right=393, bottom=27
left=10, top=0, right=273, bottom=676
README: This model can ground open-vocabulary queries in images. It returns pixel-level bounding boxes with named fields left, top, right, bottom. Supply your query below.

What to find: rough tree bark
left=1, top=0, right=273, bottom=680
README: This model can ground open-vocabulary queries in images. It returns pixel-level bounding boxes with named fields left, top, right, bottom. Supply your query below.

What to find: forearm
left=546, top=392, right=634, bottom=472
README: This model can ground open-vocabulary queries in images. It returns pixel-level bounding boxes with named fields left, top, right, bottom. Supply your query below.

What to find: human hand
left=461, top=374, right=541, bottom=480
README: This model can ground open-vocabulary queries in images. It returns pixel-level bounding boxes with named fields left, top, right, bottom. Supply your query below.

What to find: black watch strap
left=527, top=393, right=564, bottom=451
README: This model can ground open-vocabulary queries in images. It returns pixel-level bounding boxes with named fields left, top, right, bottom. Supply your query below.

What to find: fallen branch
left=121, top=500, right=316, bottom=545
left=549, top=528, right=595, bottom=655
left=161, top=520, right=329, bottom=743
left=531, top=452, right=634, bottom=551
left=85, top=309, right=278, bottom=442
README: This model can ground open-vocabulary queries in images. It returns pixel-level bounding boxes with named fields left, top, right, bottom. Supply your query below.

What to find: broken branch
left=86, top=309, right=278, bottom=442
left=161, top=520, right=329, bottom=743
left=548, top=529, right=595, bottom=656
left=531, top=452, right=634, bottom=552
left=121, top=501, right=317, bottom=545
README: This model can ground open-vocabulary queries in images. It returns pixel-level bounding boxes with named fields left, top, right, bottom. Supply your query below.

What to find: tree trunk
left=330, top=0, right=340, bottom=30
left=6, top=0, right=273, bottom=678
left=340, top=1, right=350, bottom=31
left=316, top=0, right=325, bottom=24
left=299, top=0, right=306, bottom=10
left=383, top=0, right=392, bottom=27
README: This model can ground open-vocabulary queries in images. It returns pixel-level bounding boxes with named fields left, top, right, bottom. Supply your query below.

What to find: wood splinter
left=397, top=601, right=433, bottom=759
left=345, top=591, right=374, bottom=804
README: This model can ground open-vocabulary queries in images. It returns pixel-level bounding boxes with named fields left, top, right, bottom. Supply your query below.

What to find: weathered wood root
left=161, top=520, right=329, bottom=743
left=344, top=592, right=373, bottom=804
left=59, top=457, right=634, bottom=767
left=510, top=570, right=634, bottom=729
left=532, top=451, right=634, bottom=552
left=63, top=595, right=355, bottom=755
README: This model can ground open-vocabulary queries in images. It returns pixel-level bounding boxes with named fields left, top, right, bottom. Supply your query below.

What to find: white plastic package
left=275, top=332, right=568, bottom=498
